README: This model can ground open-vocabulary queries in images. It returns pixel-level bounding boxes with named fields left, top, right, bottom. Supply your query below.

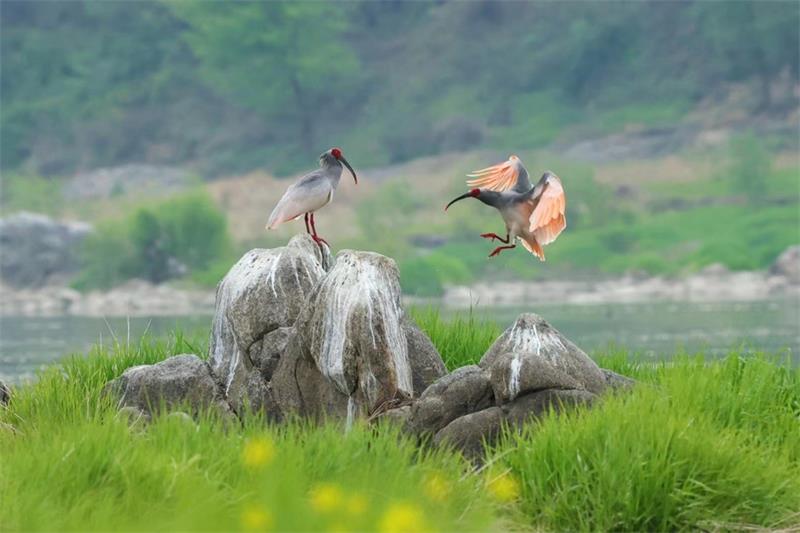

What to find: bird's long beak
left=340, top=156, right=357, bottom=185
left=444, top=192, right=472, bottom=211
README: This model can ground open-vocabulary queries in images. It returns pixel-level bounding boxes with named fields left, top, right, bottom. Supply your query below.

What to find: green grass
left=2, top=318, right=799, bottom=532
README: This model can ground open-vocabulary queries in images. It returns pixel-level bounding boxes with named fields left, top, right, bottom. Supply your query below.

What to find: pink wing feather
left=529, top=173, right=566, bottom=245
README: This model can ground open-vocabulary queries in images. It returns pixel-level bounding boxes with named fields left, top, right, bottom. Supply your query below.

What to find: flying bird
left=266, top=147, right=358, bottom=247
left=444, top=155, right=566, bottom=259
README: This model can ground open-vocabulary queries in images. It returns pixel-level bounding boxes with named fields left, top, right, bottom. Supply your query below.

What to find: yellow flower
left=346, top=493, right=368, bottom=516
left=486, top=471, right=521, bottom=503
left=242, top=437, right=276, bottom=468
left=378, top=502, right=427, bottom=533
left=309, top=482, right=344, bottom=513
left=422, top=472, right=451, bottom=502
left=240, top=504, right=273, bottom=531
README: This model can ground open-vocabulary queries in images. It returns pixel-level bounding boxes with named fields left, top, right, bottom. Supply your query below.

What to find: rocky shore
left=442, top=254, right=800, bottom=308
left=2, top=246, right=796, bottom=317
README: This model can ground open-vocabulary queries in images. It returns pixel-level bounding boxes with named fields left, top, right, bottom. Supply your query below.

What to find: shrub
left=0, top=173, right=65, bottom=215
left=74, top=191, right=232, bottom=289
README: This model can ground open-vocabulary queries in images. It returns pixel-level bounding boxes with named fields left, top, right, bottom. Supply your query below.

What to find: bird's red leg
left=488, top=244, right=516, bottom=257
left=309, top=213, right=329, bottom=247
left=480, top=232, right=509, bottom=243
left=304, top=213, right=311, bottom=234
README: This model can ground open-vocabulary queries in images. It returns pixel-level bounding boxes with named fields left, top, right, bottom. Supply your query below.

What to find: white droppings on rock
left=265, top=252, right=283, bottom=296
left=316, top=252, right=412, bottom=400
left=508, top=353, right=522, bottom=400
left=345, top=395, right=357, bottom=432
left=507, top=321, right=566, bottom=364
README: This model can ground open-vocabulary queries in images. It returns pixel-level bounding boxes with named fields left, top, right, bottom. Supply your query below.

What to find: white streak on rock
left=345, top=395, right=356, bottom=432
left=264, top=252, right=283, bottom=296
left=508, top=353, right=522, bottom=400
left=316, top=254, right=412, bottom=398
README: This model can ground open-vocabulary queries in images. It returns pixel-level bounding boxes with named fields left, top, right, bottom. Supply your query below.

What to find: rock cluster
left=0, top=212, right=92, bottom=287
left=104, top=235, right=633, bottom=457
left=402, top=314, right=613, bottom=457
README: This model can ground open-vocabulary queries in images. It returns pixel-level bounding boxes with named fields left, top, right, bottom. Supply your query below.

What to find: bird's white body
left=265, top=148, right=357, bottom=247
left=267, top=175, right=336, bottom=229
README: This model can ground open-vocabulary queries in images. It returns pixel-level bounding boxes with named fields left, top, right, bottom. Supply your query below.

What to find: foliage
left=721, top=132, right=772, bottom=203
left=2, top=1, right=797, bottom=174
left=0, top=173, right=65, bottom=215
left=497, top=351, right=800, bottom=531
left=1, top=319, right=798, bottom=531
left=409, top=307, right=501, bottom=370
left=73, top=191, right=231, bottom=289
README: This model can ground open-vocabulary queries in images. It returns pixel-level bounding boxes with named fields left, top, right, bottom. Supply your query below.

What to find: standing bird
left=444, top=155, right=566, bottom=260
left=266, top=147, right=358, bottom=247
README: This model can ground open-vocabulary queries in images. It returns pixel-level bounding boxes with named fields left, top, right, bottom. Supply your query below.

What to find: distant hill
left=2, top=0, right=797, bottom=176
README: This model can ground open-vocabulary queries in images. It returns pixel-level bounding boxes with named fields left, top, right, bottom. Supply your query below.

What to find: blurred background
left=1, top=0, right=798, bottom=380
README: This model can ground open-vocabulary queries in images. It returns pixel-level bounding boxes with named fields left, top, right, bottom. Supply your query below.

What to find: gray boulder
left=479, top=314, right=607, bottom=395
left=488, top=351, right=582, bottom=404
left=249, top=326, right=294, bottom=381
left=433, top=407, right=505, bottom=459
left=371, top=405, right=412, bottom=428
left=273, top=250, right=418, bottom=419
left=403, top=317, right=447, bottom=396
left=503, top=389, right=596, bottom=427
left=770, top=245, right=800, bottom=284
left=209, top=234, right=328, bottom=415
left=0, top=379, right=10, bottom=405
left=602, top=369, right=637, bottom=392
left=104, top=354, right=232, bottom=418
left=405, top=365, right=494, bottom=436
left=0, top=212, right=92, bottom=287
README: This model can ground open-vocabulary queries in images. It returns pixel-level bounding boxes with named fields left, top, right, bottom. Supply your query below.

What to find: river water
left=1, top=299, right=798, bottom=383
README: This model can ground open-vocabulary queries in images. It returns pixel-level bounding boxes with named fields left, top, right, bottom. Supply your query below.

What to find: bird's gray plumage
left=266, top=150, right=348, bottom=230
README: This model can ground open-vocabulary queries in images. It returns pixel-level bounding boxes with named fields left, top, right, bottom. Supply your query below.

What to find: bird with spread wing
left=444, top=155, right=566, bottom=259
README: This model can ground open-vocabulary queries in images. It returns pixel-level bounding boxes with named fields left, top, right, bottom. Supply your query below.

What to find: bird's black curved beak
left=340, top=156, right=357, bottom=185
left=444, top=192, right=472, bottom=211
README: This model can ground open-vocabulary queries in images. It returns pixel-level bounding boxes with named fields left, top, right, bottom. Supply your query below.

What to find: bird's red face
left=329, top=147, right=357, bottom=184
left=445, top=188, right=481, bottom=211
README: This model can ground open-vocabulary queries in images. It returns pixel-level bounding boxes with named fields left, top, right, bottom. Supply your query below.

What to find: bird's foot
left=480, top=232, right=508, bottom=243
left=488, top=244, right=515, bottom=258
left=312, top=235, right=329, bottom=248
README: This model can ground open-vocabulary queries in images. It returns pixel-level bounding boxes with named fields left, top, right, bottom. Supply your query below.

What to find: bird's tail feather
left=519, top=235, right=546, bottom=261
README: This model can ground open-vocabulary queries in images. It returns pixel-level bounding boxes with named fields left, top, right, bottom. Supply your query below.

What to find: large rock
left=488, top=351, right=581, bottom=404
left=433, top=407, right=505, bottom=459
left=273, top=250, right=435, bottom=419
left=249, top=326, right=294, bottom=381
left=403, top=317, right=447, bottom=396
left=209, top=234, right=329, bottom=415
left=771, top=245, right=800, bottom=284
left=602, top=369, right=637, bottom=392
left=0, top=379, right=10, bottom=405
left=503, top=389, right=596, bottom=427
left=479, top=314, right=607, bottom=395
left=405, top=365, right=494, bottom=436
left=104, top=354, right=232, bottom=417
left=0, top=212, right=92, bottom=287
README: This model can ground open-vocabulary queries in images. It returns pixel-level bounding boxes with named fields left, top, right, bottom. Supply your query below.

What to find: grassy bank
left=1, top=315, right=799, bottom=531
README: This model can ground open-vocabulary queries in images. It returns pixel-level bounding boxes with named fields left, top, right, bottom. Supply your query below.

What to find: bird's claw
left=312, top=235, right=329, bottom=248
left=480, top=233, right=498, bottom=241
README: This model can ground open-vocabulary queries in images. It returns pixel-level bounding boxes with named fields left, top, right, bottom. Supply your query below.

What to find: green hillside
left=2, top=1, right=797, bottom=175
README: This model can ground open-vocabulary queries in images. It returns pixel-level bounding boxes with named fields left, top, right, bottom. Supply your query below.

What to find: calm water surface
left=1, top=299, right=797, bottom=383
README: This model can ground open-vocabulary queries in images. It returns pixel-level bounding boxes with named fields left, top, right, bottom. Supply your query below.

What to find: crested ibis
left=445, top=155, right=566, bottom=259
left=266, top=147, right=357, bottom=247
